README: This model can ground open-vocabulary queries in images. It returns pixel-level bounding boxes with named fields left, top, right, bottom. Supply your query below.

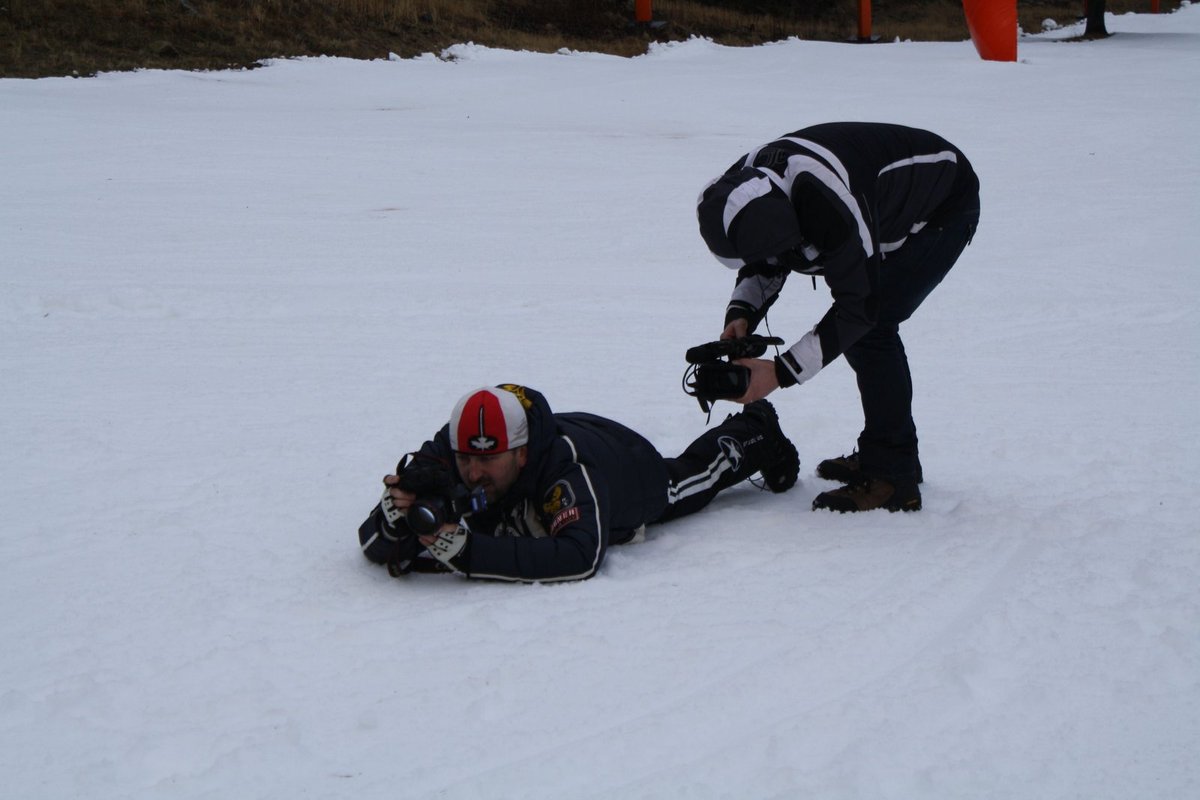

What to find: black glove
left=358, top=453, right=458, bottom=575
left=357, top=497, right=420, bottom=574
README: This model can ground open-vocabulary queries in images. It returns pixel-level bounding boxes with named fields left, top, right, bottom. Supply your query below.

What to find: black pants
left=845, top=200, right=980, bottom=483
left=655, top=408, right=769, bottom=522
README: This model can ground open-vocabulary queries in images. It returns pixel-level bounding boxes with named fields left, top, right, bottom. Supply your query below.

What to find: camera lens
left=405, top=501, right=443, bottom=537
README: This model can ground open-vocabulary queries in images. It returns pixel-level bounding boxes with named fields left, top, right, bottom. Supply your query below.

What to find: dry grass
left=0, top=1, right=1184, bottom=79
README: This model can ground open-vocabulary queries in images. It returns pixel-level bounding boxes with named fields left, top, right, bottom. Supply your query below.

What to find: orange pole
left=858, top=0, right=872, bottom=41
left=635, top=0, right=652, bottom=24
left=962, top=0, right=1017, bottom=62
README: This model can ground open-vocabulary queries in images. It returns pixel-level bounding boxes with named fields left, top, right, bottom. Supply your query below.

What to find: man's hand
left=721, top=319, right=749, bottom=340
left=360, top=474, right=424, bottom=575
left=381, top=473, right=415, bottom=523
left=422, top=525, right=469, bottom=566
left=732, top=357, right=779, bottom=403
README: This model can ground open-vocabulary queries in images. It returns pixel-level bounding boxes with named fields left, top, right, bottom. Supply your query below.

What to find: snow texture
left=2, top=7, right=1198, bottom=799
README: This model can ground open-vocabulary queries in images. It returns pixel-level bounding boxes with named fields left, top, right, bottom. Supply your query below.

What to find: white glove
left=423, top=525, right=469, bottom=568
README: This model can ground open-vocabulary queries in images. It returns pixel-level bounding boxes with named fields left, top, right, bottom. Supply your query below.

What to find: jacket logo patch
left=549, top=506, right=580, bottom=537
left=542, top=480, right=576, bottom=516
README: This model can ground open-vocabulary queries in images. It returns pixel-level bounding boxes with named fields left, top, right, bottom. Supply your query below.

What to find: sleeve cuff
left=774, top=356, right=798, bottom=388
left=724, top=304, right=755, bottom=328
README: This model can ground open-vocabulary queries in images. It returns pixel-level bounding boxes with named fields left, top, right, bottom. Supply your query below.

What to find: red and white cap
left=448, top=386, right=530, bottom=454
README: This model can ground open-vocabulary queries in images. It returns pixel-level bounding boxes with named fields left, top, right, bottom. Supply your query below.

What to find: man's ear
left=516, top=446, right=529, bottom=468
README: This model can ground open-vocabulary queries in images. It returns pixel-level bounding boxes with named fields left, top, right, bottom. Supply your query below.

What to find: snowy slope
left=2, top=7, right=1198, bottom=799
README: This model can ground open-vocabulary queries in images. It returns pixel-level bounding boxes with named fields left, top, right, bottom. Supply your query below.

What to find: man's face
left=455, top=447, right=528, bottom=504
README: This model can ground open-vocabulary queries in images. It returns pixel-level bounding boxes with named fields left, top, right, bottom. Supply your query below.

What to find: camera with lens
left=682, top=334, right=784, bottom=412
left=394, top=455, right=488, bottom=537
left=406, top=485, right=487, bottom=537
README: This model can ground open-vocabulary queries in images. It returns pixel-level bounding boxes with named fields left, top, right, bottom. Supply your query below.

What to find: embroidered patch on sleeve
left=541, top=480, right=576, bottom=516
left=549, top=506, right=581, bottom=537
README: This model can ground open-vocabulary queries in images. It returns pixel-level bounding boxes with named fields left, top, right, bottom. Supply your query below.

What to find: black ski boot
left=739, top=400, right=800, bottom=493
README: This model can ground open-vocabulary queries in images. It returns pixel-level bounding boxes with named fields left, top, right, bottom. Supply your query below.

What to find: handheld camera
left=682, top=334, right=784, bottom=412
left=395, top=455, right=488, bottom=537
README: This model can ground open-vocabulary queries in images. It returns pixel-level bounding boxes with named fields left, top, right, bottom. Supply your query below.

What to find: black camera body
left=682, top=335, right=784, bottom=412
left=395, top=456, right=488, bottom=537
left=406, top=484, right=487, bottom=537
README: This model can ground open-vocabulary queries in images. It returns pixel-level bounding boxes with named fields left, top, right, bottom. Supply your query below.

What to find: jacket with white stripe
left=360, top=386, right=669, bottom=582
left=697, top=122, right=979, bottom=386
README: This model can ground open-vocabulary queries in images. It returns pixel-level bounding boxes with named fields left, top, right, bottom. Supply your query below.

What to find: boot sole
left=812, top=491, right=922, bottom=513
left=812, top=501, right=923, bottom=513
left=762, top=439, right=800, bottom=493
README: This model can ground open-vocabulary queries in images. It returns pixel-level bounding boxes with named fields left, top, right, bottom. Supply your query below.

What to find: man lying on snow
left=358, top=384, right=799, bottom=582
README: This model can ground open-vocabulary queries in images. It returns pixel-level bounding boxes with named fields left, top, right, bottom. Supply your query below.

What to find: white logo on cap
left=469, top=404, right=498, bottom=451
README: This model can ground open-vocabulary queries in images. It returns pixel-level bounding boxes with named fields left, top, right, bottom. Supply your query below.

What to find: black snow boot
left=737, top=400, right=800, bottom=493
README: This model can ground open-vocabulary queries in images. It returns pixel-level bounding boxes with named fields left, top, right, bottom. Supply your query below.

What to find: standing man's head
left=448, top=386, right=530, bottom=503
left=697, top=167, right=803, bottom=268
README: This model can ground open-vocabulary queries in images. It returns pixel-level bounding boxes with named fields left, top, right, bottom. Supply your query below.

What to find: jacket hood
left=489, top=383, right=555, bottom=503
left=697, top=167, right=803, bottom=268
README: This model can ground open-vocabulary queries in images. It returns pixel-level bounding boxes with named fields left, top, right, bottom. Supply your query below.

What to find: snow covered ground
left=3, top=7, right=1198, bottom=798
